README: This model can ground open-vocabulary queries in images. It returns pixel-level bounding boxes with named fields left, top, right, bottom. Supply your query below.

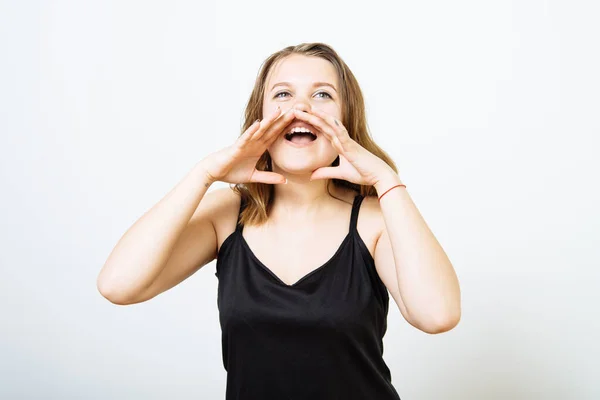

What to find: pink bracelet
left=378, top=184, right=406, bottom=202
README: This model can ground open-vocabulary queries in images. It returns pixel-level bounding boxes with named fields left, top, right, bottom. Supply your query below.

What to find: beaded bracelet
left=378, top=184, right=407, bottom=202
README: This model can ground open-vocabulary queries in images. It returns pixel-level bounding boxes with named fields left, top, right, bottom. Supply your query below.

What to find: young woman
left=98, top=42, right=461, bottom=399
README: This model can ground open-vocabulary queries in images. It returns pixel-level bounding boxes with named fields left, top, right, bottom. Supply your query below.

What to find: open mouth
left=284, top=127, right=317, bottom=144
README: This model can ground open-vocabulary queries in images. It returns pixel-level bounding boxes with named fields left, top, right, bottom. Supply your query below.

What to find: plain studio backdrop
left=1, top=0, right=598, bottom=399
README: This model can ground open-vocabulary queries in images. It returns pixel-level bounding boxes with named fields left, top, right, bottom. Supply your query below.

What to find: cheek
left=314, top=136, right=338, bottom=159
left=323, top=140, right=339, bottom=157
left=315, top=107, right=343, bottom=124
left=262, top=103, right=271, bottom=117
left=262, top=97, right=279, bottom=115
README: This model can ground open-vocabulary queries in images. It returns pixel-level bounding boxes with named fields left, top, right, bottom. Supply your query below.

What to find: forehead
left=265, top=54, right=338, bottom=90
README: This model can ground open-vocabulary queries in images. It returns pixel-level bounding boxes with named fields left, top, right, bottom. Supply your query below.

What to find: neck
left=273, top=177, right=330, bottom=208
left=271, top=173, right=334, bottom=220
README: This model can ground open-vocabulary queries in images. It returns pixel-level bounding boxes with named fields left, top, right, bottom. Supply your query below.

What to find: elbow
left=411, top=304, right=461, bottom=334
left=96, top=275, right=135, bottom=306
left=424, top=309, right=461, bottom=334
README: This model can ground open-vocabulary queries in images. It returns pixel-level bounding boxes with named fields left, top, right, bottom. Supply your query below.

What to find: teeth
left=288, top=126, right=313, bottom=134
left=284, top=126, right=317, bottom=141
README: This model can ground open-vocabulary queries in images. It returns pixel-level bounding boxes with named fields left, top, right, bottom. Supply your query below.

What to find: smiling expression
left=263, top=54, right=342, bottom=174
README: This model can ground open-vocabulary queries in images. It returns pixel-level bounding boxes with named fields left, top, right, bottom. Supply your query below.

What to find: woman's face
left=263, top=54, right=342, bottom=176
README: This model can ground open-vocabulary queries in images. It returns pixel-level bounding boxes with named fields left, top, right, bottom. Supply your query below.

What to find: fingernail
left=284, top=178, right=288, bottom=184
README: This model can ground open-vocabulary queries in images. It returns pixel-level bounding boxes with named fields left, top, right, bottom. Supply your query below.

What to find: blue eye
left=274, top=91, right=333, bottom=99
left=315, top=91, right=332, bottom=99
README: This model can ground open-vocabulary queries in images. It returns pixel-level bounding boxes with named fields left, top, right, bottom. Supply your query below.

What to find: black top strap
left=349, top=194, right=364, bottom=232
left=235, top=195, right=247, bottom=232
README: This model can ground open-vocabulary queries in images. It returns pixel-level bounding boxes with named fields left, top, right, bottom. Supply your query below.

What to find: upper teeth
left=288, top=127, right=314, bottom=134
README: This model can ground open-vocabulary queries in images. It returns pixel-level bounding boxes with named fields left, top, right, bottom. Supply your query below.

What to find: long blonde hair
left=232, top=42, right=398, bottom=226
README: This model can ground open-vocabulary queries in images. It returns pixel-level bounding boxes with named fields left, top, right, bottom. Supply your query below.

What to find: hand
left=293, top=109, right=397, bottom=186
left=200, top=107, right=295, bottom=185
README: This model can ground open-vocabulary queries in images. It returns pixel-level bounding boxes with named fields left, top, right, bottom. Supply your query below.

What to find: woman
left=97, top=42, right=461, bottom=399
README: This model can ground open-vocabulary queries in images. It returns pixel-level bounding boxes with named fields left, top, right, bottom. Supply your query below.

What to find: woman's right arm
left=97, top=106, right=296, bottom=305
left=96, top=161, right=221, bottom=305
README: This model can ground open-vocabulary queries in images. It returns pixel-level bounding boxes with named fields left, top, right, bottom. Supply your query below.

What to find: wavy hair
left=232, top=42, right=398, bottom=226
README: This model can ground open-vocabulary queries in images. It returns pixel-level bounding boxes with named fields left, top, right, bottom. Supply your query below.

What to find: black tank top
left=215, top=194, right=401, bottom=400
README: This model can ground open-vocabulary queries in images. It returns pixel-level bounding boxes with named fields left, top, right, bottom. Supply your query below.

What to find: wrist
left=194, top=160, right=217, bottom=188
left=373, top=173, right=403, bottom=194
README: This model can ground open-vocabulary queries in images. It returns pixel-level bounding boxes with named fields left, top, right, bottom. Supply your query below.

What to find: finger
left=253, top=111, right=294, bottom=150
left=248, top=106, right=282, bottom=141
left=253, top=107, right=295, bottom=142
left=310, top=166, right=342, bottom=181
left=306, top=109, right=351, bottom=145
left=293, top=109, right=337, bottom=142
left=250, top=170, right=287, bottom=185
left=238, top=119, right=261, bottom=144
left=313, top=109, right=346, bottom=136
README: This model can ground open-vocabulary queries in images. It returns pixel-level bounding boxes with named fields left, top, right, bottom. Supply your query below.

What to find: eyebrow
left=270, top=81, right=338, bottom=92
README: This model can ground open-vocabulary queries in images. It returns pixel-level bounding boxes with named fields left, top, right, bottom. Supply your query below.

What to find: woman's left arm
left=374, top=174, right=461, bottom=333
left=293, top=107, right=461, bottom=333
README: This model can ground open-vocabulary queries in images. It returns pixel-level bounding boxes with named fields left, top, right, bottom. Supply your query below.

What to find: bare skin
left=232, top=54, right=386, bottom=287
left=210, top=54, right=395, bottom=291
left=96, top=104, right=297, bottom=304
left=213, top=185, right=383, bottom=287
left=97, top=55, right=405, bottom=324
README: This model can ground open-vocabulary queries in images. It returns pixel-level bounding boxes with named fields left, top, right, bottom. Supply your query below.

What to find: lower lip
left=284, top=136, right=318, bottom=148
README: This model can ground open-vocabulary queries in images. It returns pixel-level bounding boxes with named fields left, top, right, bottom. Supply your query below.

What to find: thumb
left=249, top=170, right=287, bottom=185
left=310, top=167, right=341, bottom=181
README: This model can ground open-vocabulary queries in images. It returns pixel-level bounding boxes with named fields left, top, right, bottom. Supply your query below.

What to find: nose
left=292, top=101, right=311, bottom=114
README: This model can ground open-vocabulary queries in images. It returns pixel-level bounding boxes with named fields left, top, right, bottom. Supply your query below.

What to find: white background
left=1, top=0, right=598, bottom=399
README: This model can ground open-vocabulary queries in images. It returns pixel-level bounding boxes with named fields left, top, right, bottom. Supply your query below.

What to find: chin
left=272, top=156, right=338, bottom=177
left=269, top=139, right=338, bottom=174
left=273, top=160, right=319, bottom=176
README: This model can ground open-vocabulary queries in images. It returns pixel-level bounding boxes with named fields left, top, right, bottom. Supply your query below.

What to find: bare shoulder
left=204, top=186, right=242, bottom=251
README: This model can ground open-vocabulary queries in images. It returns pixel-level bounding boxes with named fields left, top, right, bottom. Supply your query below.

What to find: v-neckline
left=238, top=229, right=353, bottom=288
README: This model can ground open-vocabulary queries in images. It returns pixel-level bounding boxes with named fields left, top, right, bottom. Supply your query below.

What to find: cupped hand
left=200, top=107, right=295, bottom=185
